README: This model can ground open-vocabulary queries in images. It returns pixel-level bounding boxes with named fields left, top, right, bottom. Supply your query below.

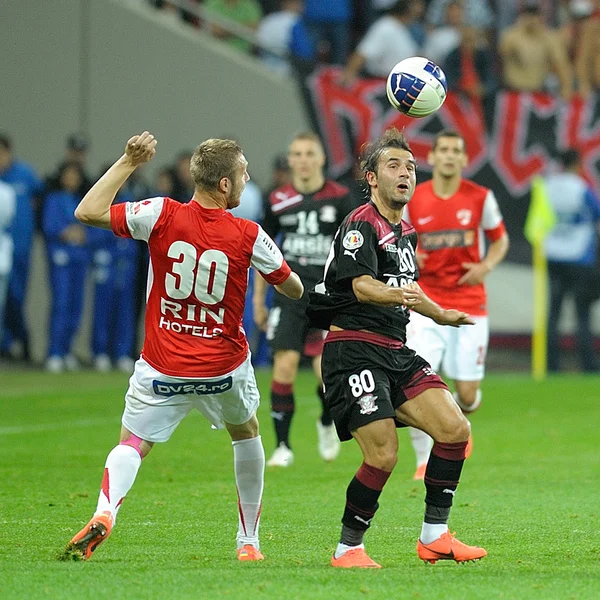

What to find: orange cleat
left=331, top=547, right=381, bottom=568
left=465, top=435, right=473, bottom=459
left=60, top=511, right=113, bottom=561
left=412, top=463, right=427, bottom=481
left=237, top=544, right=264, bottom=561
left=417, top=531, right=486, bottom=564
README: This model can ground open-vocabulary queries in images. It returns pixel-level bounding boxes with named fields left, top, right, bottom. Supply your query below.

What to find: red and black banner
left=302, top=67, right=600, bottom=264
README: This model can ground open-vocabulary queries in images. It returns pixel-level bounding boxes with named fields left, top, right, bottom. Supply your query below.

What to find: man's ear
left=365, top=170, right=377, bottom=187
left=218, top=176, right=230, bottom=194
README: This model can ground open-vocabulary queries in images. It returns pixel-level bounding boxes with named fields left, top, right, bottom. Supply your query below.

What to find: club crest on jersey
left=357, top=394, right=378, bottom=415
left=343, top=230, right=364, bottom=250
left=128, top=200, right=153, bottom=216
left=456, top=209, right=472, bottom=226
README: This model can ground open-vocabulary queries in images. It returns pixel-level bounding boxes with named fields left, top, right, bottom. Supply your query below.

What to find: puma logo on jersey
left=344, top=248, right=359, bottom=260
left=443, top=488, right=456, bottom=496
left=417, top=216, right=434, bottom=225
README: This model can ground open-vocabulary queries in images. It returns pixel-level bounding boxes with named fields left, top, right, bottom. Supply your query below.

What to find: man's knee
left=227, top=414, right=259, bottom=440
left=273, top=351, right=300, bottom=382
left=436, top=413, right=470, bottom=443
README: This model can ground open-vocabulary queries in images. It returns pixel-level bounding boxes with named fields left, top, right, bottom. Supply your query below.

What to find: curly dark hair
left=359, top=128, right=413, bottom=184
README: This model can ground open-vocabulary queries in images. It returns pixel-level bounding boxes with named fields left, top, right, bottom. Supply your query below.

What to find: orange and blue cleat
left=60, top=511, right=113, bottom=561
left=417, top=531, right=486, bottom=564
left=237, top=544, right=264, bottom=561
left=331, top=547, right=381, bottom=568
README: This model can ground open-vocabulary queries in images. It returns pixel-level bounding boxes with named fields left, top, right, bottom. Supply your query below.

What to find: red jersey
left=111, top=197, right=291, bottom=377
left=405, top=179, right=506, bottom=316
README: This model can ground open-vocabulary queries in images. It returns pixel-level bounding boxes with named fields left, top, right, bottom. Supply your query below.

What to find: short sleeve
left=250, top=224, right=291, bottom=285
left=110, top=197, right=165, bottom=242
left=481, top=190, right=506, bottom=241
left=335, top=220, right=378, bottom=283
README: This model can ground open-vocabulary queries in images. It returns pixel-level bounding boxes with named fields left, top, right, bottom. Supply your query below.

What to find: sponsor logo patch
left=153, top=377, right=233, bottom=397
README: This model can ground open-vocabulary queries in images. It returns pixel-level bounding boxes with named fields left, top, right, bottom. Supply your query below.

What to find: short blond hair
left=190, top=138, right=243, bottom=192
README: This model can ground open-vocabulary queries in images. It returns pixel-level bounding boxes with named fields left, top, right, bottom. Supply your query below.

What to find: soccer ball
left=386, top=57, right=447, bottom=118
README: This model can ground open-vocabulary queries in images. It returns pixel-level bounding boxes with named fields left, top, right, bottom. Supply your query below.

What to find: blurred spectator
left=542, top=149, right=600, bottom=372
left=257, top=0, right=303, bottom=75
left=205, top=0, right=263, bottom=53
left=46, top=133, right=93, bottom=195
left=171, top=151, right=194, bottom=203
left=407, top=0, right=427, bottom=48
left=423, top=0, right=463, bottom=66
left=444, top=27, right=496, bottom=98
left=0, top=181, right=16, bottom=349
left=427, top=0, right=494, bottom=30
left=339, top=0, right=418, bottom=85
left=264, top=153, right=291, bottom=197
left=288, top=14, right=319, bottom=75
left=499, top=3, right=573, bottom=98
left=303, top=0, right=353, bottom=65
left=155, top=167, right=177, bottom=197
left=573, top=0, right=600, bottom=96
left=0, top=133, right=44, bottom=361
left=496, top=0, right=558, bottom=32
left=88, top=166, right=139, bottom=373
left=42, top=163, right=90, bottom=373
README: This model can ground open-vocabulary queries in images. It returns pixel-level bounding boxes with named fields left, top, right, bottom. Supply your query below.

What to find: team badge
left=343, top=230, right=364, bottom=250
left=456, top=209, right=472, bottom=226
left=357, top=394, right=379, bottom=415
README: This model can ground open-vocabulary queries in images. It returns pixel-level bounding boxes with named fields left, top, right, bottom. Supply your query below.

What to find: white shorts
left=405, top=312, right=489, bottom=381
left=122, top=355, right=260, bottom=443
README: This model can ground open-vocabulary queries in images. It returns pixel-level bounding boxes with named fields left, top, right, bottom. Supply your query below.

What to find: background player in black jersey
left=307, top=129, right=487, bottom=568
left=253, top=132, right=356, bottom=467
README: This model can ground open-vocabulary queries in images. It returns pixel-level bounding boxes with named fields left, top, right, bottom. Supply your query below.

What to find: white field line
left=0, top=417, right=119, bottom=436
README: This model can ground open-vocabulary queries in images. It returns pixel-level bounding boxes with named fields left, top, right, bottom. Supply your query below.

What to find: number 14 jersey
left=111, top=197, right=291, bottom=377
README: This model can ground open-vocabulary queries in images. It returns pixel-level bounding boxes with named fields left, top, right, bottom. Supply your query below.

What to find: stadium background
left=2, top=0, right=599, bottom=368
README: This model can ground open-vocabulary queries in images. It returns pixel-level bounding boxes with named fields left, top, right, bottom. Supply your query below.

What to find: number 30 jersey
left=307, top=202, right=419, bottom=343
left=111, top=197, right=291, bottom=377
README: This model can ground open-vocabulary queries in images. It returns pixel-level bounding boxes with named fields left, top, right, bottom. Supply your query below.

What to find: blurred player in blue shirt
left=544, top=149, right=600, bottom=372
left=0, top=133, right=44, bottom=360
left=42, top=163, right=90, bottom=372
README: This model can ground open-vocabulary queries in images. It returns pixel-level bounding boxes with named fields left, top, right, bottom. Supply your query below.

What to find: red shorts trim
left=325, top=330, right=404, bottom=349
left=403, top=369, right=449, bottom=400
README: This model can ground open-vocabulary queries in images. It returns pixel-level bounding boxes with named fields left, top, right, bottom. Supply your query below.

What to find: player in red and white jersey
left=404, top=130, right=509, bottom=479
left=60, top=132, right=303, bottom=563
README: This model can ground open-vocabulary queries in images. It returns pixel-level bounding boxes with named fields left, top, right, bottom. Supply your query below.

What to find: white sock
left=420, top=523, right=448, bottom=545
left=94, top=444, right=142, bottom=524
left=409, top=427, right=433, bottom=467
left=334, top=542, right=364, bottom=559
left=233, top=436, right=265, bottom=549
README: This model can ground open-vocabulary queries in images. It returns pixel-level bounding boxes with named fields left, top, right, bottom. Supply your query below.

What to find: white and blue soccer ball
left=386, top=57, right=448, bottom=118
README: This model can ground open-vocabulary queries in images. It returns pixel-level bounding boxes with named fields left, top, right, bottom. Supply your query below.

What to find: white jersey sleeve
left=250, top=225, right=291, bottom=285
left=124, top=197, right=165, bottom=241
left=481, top=190, right=503, bottom=231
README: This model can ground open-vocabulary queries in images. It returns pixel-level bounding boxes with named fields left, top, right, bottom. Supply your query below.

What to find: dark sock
left=424, top=441, right=467, bottom=524
left=270, top=381, right=294, bottom=448
left=317, top=385, right=332, bottom=426
left=340, top=462, right=391, bottom=544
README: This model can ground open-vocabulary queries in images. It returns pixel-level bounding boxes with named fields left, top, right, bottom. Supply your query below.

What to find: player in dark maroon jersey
left=60, top=132, right=303, bottom=562
left=253, top=132, right=356, bottom=467
left=307, top=128, right=487, bottom=568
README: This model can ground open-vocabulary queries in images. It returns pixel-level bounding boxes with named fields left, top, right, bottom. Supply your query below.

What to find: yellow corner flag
left=524, top=176, right=557, bottom=381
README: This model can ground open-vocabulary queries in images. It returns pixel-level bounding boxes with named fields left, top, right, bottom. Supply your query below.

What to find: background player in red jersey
left=60, top=132, right=303, bottom=562
left=405, top=130, right=510, bottom=480
left=253, top=132, right=356, bottom=467
left=307, top=128, right=487, bottom=568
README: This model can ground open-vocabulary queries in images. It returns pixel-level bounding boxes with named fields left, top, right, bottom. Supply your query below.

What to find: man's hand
left=458, top=261, right=491, bottom=286
left=253, top=303, right=269, bottom=332
left=400, top=282, right=422, bottom=307
left=124, top=132, right=157, bottom=168
left=435, top=309, right=474, bottom=327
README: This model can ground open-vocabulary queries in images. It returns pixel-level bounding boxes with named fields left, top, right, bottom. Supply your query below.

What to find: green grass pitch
left=0, top=369, right=598, bottom=599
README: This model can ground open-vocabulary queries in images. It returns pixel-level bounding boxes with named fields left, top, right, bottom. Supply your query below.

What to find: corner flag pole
left=524, top=176, right=556, bottom=381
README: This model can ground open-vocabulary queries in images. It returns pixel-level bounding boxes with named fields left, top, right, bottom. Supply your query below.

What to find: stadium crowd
left=148, top=0, right=600, bottom=97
